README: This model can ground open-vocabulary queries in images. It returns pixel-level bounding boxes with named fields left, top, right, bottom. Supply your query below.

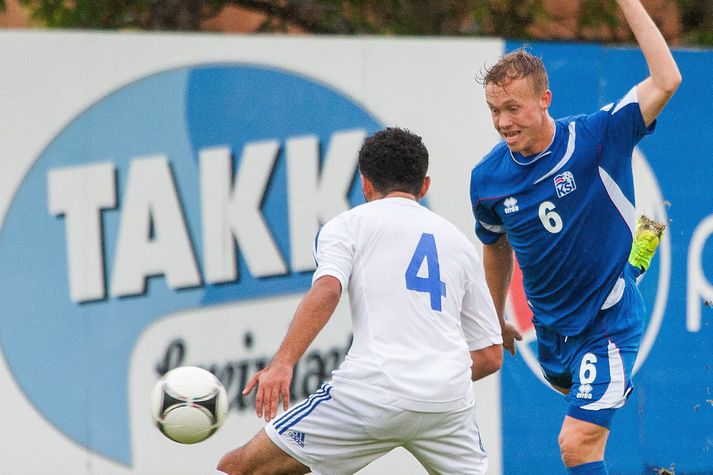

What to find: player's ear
left=539, top=89, right=552, bottom=109
left=417, top=176, right=431, bottom=200
left=361, top=174, right=375, bottom=201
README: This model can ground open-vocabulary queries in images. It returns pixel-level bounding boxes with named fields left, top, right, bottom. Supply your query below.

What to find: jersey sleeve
left=609, top=86, right=655, bottom=146
left=473, top=201, right=505, bottom=245
left=593, top=86, right=656, bottom=166
left=311, top=214, right=354, bottom=292
left=460, top=251, right=503, bottom=351
left=470, top=169, right=505, bottom=245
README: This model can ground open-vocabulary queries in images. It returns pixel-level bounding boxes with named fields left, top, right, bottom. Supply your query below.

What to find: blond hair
left=478, top=48, right=549, bottom=94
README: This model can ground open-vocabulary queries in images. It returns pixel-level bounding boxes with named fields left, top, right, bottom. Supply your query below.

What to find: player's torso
left=334, top=198, right=476, bottom=403
left=476, top=118, right=632, bottom=332
left=486, top=121, right=608, bottom=263
left=346, top=198, right=470, bottom=332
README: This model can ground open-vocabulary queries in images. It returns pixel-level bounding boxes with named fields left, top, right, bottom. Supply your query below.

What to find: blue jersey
left=470, top=86, right=655, bottom=335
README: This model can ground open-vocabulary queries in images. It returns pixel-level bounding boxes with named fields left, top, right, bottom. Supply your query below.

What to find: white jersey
left=312, top=197, right=502, bottom=412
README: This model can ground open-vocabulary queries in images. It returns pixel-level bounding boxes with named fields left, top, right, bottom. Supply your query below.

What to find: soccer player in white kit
left=216, top=127, right=504, bottom=475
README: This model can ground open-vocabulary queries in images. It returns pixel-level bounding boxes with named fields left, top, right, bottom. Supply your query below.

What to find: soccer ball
left=150, top=366, right=229, bottom=444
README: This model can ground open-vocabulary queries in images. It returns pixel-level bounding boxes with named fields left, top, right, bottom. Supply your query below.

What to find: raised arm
left=482, top=235, right=522, bottom=356
left=242, top=275, right=341, bottom=422
left=618, top=0, right=682, bottom=126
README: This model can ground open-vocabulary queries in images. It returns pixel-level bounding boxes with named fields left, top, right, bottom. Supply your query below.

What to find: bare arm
left=470, top=344, right=503, bottom=381
left=618, top=0, right=682, bottom=126
left=242, top=275, right=342, bottom=422
left=483, top=235, right=522, bottom=355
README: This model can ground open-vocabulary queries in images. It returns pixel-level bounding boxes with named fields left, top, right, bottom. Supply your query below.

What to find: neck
left=529, top=116, right=556, bottom=156
left=384, top=191, right=416, bottom=200
left=367, top=190, right=416, bottom=202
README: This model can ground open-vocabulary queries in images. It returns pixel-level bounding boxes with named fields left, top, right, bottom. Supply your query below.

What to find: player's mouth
left=502, top=130, right=521, bottom=144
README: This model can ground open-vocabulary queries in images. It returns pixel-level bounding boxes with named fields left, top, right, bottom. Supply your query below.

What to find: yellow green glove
left=628, top=215, right=666, bottom=272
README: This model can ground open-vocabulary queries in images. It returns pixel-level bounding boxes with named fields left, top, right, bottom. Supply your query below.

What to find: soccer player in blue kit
left=469, top=1, right=681, bottom=473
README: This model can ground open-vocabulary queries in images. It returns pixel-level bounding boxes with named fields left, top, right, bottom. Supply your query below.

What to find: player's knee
left=216, top=447, right=247, bottom=475
left=558, top=428, right=585, bottom=467
left=558, top=424, right=604, bottom=467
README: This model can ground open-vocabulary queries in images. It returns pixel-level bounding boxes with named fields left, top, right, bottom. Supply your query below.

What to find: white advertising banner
left=0, top=31, right=504, bottom=474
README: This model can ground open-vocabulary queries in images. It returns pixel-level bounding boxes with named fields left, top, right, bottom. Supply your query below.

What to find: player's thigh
left=266, top=382, right=401, bottom=474
left=406, top=405, right=488, bottom=475
left=218, top=429, right=309, bottom=475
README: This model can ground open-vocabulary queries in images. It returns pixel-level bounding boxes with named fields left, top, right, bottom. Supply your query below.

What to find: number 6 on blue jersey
left=405, top=233, right=446, bottom=311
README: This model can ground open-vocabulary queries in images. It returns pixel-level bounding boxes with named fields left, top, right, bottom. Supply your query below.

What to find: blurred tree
left=17, top=0, right=225, bottom=29
left=527, top=0, right=681, bottom=44
left=678, top=0, right=713, bottom=45
left=13, top=0, right=713, bottom=46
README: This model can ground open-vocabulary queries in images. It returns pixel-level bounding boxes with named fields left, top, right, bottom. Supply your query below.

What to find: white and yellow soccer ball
left=150, top=366, right=228, bottom=444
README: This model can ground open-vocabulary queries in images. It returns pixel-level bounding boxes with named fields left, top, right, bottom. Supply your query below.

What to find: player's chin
left=505, top=146, right=519, bottom=155
left=503, top=139, right=523, bottom=154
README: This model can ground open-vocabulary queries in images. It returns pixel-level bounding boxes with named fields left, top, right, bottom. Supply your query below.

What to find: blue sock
left=567, top=461, right=608, bottom=475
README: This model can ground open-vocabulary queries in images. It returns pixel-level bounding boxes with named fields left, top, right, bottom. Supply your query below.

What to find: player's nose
left=497, top=112, right=513, bottom=130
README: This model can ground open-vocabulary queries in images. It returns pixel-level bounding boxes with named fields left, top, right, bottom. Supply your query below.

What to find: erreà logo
left=503, top=196, right=519, bottom=214
left=0, top=65, right=382, bottom=464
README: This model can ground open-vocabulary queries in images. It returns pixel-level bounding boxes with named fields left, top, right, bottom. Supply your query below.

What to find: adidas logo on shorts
left=287, top=430, right=306, bottom=448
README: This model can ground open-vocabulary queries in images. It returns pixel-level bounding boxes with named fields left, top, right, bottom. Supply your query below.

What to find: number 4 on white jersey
left=405, top=233, right=446, bottom=311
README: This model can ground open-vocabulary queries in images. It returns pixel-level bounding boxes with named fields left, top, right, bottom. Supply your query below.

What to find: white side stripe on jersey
left=611, top=86, right=639, bottom=116
left=533, top=121, right=577, bottom=185
left=598, top=167, right=636, bottom=238
left=581, top=341, right=627, bottom=410
left=600, top=277, right=625, bottom=310
left=479, top=220, right=505, bottom=234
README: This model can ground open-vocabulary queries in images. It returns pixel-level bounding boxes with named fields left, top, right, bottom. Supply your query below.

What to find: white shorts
left=265, top=382, right=488, bottom=475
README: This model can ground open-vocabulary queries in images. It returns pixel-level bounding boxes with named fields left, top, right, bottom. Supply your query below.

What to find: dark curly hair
left=358, top=127, right=429, bottom=197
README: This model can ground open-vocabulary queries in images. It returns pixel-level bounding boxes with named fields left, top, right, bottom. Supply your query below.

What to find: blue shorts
left=535, top=264, right=646, bottom=428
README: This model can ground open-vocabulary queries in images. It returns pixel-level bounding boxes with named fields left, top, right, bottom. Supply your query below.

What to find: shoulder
left=428, top=206, right=469, bottom=236
left=578, top=86, right=645, bottom=134
left=470, top=142, right=509, bottom=201
left=563, top=109, right=611, bottom=141
left=567, top=86, right=640, bottom=125
left=319, top=205, right=358, bottom=238
left=337, top=200, right=383, bottom=219
left=328, top=199, right=405, bottom=229
left=471, top=141, right=509, bottom=179
left=423, top=207, right=479, bottom=252
left=601, top=86, right=640, bottom=116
